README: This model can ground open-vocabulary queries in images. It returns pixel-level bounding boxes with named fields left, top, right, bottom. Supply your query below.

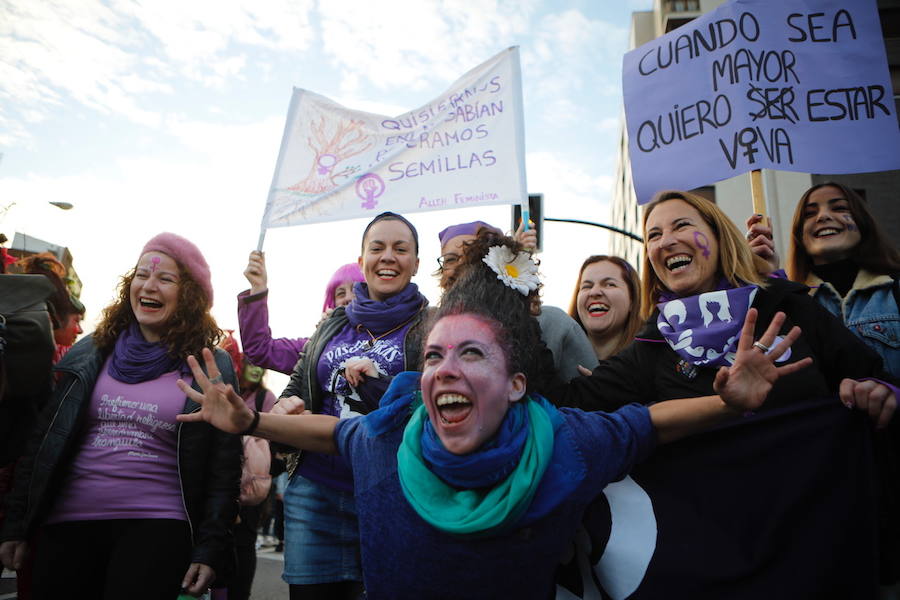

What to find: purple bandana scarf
left=656, top=285, right=758, bottom=368
left=108, top=322, right=188, bottom=384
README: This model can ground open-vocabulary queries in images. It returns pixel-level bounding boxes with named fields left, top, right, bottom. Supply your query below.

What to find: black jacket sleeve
left=546, top=339, right=660, bottom=411
left=188, top=349, right=241, bottom=575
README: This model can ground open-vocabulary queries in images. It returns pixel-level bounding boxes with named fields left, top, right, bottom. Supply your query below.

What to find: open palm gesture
left=177, top=348, right=255, bottom=433
left=713, top=309, right=812, bottom=412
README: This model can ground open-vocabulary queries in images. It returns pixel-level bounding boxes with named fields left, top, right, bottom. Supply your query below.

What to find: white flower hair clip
left=482, top=245, right=540, bottom=295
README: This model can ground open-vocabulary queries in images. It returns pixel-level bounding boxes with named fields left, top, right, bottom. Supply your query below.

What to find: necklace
left=356, top=308, right=421, bottom=349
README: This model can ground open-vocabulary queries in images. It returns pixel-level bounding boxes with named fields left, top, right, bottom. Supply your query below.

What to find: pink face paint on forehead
left=150, top=256, right=161, bottom=272
left=693, top=231, right=711, bottom=258
left=447, top=344, right=454, bottom=350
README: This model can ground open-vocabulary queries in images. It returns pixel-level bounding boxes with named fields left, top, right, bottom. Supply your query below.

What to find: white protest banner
left=623, top=0, right=900, bottom=204
left=260, top=47, right=526, bottom=234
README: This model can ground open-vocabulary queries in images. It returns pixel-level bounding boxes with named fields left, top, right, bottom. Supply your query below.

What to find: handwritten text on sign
left=623, top=0, right=900, bottom=204
left=262, top=47, right=526, bottom=228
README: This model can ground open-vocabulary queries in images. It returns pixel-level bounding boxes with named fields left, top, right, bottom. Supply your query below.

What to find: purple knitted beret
left=141, top=232, right=214, bottom=306
left=438, top=221, right=501, bottom=247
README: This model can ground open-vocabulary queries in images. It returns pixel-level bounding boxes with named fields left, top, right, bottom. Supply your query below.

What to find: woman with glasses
left=435, top=221, right=597, bottom=382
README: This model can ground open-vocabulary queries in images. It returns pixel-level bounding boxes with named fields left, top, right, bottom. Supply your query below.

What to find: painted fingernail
left=843, top=400, right=854, bottom=409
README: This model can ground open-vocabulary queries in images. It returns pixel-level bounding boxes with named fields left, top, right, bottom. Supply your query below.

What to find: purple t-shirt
left=46, top=359, right=189, bottom=524
left=299, top=322, right=411, bottom=491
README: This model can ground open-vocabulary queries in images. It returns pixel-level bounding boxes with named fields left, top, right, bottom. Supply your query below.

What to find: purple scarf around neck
left=656, top=282, right=758, bottom=368
left=345, top=282, right=427, bottom=333
left=108, top=322, right=188, bottom=384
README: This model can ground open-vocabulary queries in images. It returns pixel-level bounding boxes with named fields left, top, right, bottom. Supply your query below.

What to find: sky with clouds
left=1, top=0, right=651, bottom=386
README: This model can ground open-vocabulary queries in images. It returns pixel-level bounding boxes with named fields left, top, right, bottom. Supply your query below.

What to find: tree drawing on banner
left=288, top=117, right=374, bottom=193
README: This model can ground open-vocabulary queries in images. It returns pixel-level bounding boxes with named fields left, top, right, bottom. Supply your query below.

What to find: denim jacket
left=808, top=269, right=900, bottom=378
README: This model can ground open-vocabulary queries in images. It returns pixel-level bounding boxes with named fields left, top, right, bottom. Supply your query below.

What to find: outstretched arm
left=650, top=308, right=812, bottom=444
left=177, top=348, right=338, bottom=454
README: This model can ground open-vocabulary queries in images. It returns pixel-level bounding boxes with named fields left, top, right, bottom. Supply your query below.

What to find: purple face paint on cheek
left=693, top=231, right=711, bottom=258
left=150, top=256, right=161, bottom=272
left=842, top=214, right=858, bottom=231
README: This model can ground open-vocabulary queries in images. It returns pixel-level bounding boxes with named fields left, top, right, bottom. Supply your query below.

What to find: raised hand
left=177, top=348, right=255, bottom=433
left=713, top=308, right=812, bottom=412
left=244, top=250, right=268, bottom=294
left=745, top=214, right=779, bottom=274
left=514, top=219, right=538, bottom=253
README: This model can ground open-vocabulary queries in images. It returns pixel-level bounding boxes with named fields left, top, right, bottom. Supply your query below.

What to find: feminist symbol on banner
left=356, top=173, right=385, bottom=210
left=317, top=154, right=338, bottom=175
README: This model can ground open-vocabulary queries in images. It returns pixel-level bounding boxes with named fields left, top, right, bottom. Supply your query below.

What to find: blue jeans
left=282, top=474, right=362, bottom=585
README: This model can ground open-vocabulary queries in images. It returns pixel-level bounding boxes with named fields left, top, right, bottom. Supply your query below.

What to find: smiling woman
left=568, top=255, right=643, bottom=360
left=273, top=210, right=429, bottom=599
left=177, top=231, right=824, bottom=599
left=550, top=191, right=898, bottom=597
left=0, top=232, right=240, bottom=600
left=785, top=182, right=900, bottom=378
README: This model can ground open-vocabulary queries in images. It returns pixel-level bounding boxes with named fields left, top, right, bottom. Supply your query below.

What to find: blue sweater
left=334, top=403, right=654, bottom=600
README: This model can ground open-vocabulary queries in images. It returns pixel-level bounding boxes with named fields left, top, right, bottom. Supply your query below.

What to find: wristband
left=239, top=409, right=260, bottom=436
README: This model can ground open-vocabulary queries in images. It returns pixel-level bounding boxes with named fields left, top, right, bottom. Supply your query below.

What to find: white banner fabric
left=261, top=47, right=527, bottom=229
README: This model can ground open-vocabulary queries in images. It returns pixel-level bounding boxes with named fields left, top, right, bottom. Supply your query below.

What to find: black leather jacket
left=0, top=335, right=241, bottom=575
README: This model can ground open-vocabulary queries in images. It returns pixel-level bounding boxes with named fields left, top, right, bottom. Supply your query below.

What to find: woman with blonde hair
left=551, top=190, right=896, bottom=598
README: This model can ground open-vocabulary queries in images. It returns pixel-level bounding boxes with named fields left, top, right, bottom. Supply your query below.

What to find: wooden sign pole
left=750, top=169, right=766, bottom=216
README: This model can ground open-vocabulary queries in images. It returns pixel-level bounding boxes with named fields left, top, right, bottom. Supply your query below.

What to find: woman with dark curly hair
left=179, top=232, right=808, bottom=599
left=0, top=233, right=241, bottom=600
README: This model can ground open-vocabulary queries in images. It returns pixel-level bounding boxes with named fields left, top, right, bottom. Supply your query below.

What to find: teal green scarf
left=397, top=397, right=555, bottom=536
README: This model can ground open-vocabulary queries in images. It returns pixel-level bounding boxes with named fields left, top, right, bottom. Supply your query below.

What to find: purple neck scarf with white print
left=656, top=284, right=758, bottom=368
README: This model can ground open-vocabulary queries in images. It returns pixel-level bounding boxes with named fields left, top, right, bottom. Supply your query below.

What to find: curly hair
left=94, top=262, right=222, bottom=359
left=640, top=190, right=768, bottom=319
left=788, top=182, right=900, bottom=282
left=567, top=255, right=643, bottom=358
left=431, top=231, right=544, bottom=394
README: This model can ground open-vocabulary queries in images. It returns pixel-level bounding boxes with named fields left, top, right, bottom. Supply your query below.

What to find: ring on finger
left=208, top=375, right=224, bottom=385
left=752, top=341, right=770, bottom=353
left=745, top=229, right=754, bottom=241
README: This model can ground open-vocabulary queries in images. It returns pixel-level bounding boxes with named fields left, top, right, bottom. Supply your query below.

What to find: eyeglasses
left=436, top=253, right=461, bottom=269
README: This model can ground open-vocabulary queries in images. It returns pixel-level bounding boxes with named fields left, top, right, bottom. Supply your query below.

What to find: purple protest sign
left=623, top=0, right=900, bottom=204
